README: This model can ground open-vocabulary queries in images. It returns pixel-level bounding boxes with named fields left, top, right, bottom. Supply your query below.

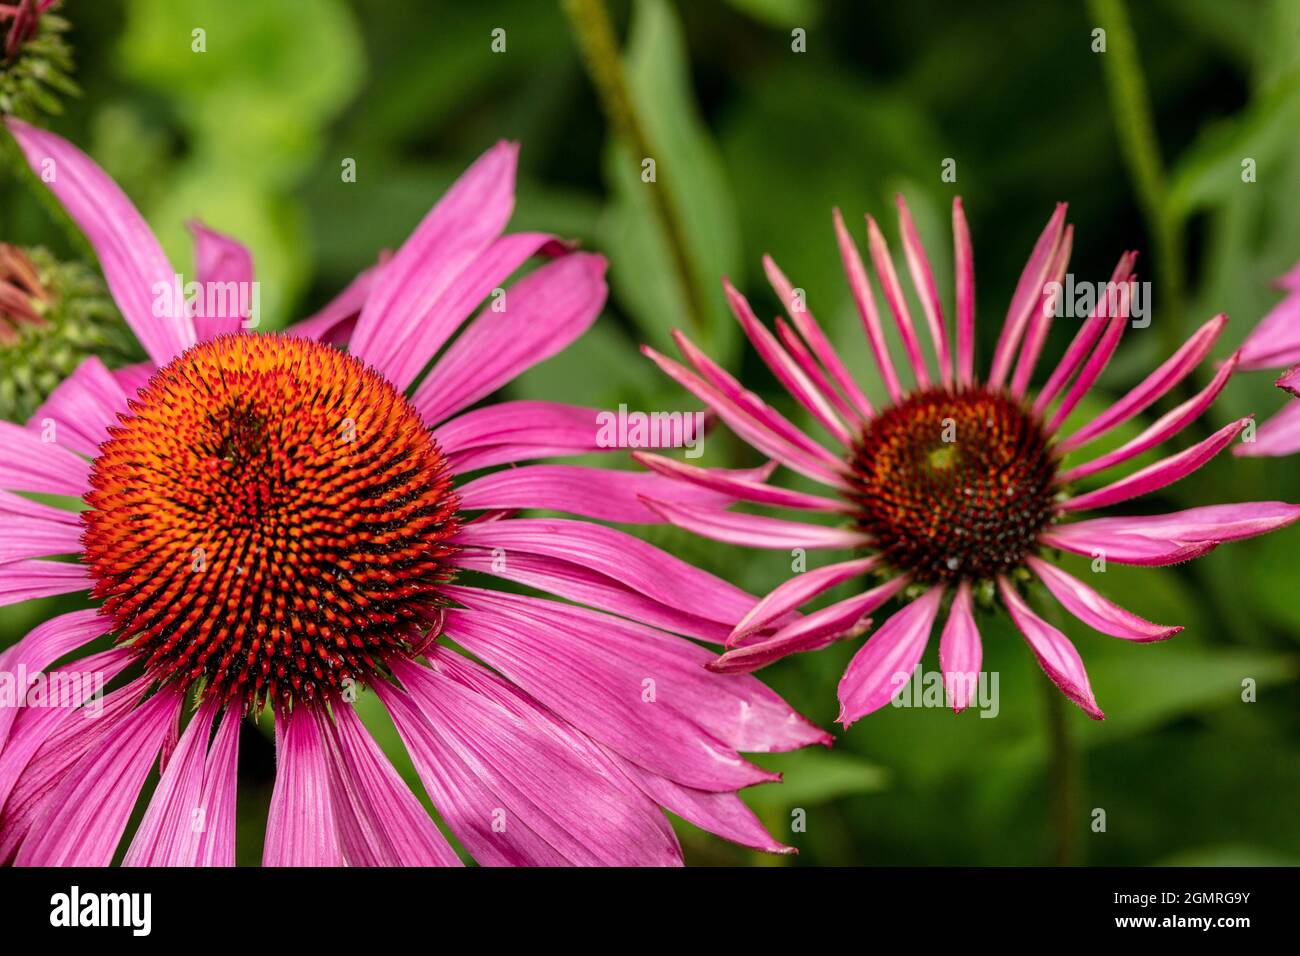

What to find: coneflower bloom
left=639, top=197, right=1300, bottom=726
left=0, top=118, right=827, bottom=866
left=1232, top=260, right=1300, bottom=457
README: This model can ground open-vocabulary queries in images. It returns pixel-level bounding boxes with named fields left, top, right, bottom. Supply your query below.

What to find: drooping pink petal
left=998, top=577, right=1103, bottom=720
left=382, top=657, right=681, bottom=866
left=314, top=702, right=463, bottom=867
left=723, top=280, right=853, bottom=445
left=455, top=462, right=769, bottom=524
left=642, top=343, right=852, bottom=489
left=1028, top=556, right=1179, bottom=642
left=1237, top=289, right=1300, bottom=371
left=452, top=517, right=767, bottom=634
left=836, top=584, right=943, bottom=727
left=187, top=220, right=255, bottom=342
left=938, top=579, right=982, bottom=713
left=348, top=140, right=518, bottom=380
left=613, top=751, right=791, bottom=854
left=1059, top=314, right=1227, bottom=453
left=1060, top=352, right=1237, bottom=483
left=0, top=608, right=105, bottom=753
left=952, top=197, right=977, bottom=385
left=122, top=698, right=220, bottom=867
left=193, top=703, right=240, bottom=867
left=763, top=253, right=874, bottom=418
left=26, top=355, right=128, bottom=457
left=989, top=203, right=1068, bottom=388
left=434, top=400, right=605, bottom=458
left=1054, top=501, right=1300, bottom=544
left=0, top=420, right=91, bottom=496
left=633, top=452, right=851, bottom=513
left=1039, top=526, right=1217, bottom=566
left=728, top=556, right=882, bottom=643
left=896, top=194, right=951, bottom=384
left=866, top=214, right=929, bottom=388
left=1059, top=417, right=1248, bottom=512
left=640, top=497, right=873, bottom=550
left=0, top=490, right=83, bottom=563
left=774, top=317, right=864, bottom=424
left=263, top=705, right=343, bottom=866
left=833, top=207, right=902, bottom=402
left=284, top=259, right=381, bottom=345
left=412, top=252, right=607, bottom=425
left=15, top=686, right=183, bottom=866
left=1011, top=224, right=1074, bottom=397
left=1046, top=310, right=1129, bottom=434
left=1278, top=365, right=1300, bottom=397
left=1235, top=399, right=1300, bottom=457
left=0, top=560, right=90, bottom=608
left=714, top=576, right=910, bottom=674
left=1034, top=252, right=1137, bottom=413
left=5, top=118, right=194, bottom=365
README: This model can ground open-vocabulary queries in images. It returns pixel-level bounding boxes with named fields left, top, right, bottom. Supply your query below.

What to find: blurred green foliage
left=2, top=0, right=1299, bottom=867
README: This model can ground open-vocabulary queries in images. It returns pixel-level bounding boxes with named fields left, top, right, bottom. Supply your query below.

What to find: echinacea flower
left=1232, top=260, right=1300, bottom=457
left=0, top=118, right=828, bottom=866
left=639, top=197, right=1300, bottom=726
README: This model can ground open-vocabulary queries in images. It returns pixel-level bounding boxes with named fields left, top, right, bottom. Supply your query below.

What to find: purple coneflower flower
left=638, top=197, right=1300, bottom=726
left=0, top=118, right=827, bottom=866
left=1232, top=260, right=1300, bottom=457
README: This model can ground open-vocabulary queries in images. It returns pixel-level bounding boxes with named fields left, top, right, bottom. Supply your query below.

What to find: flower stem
left=561, top=0, right=708, bottom=332
left=1088, top=0, right=1186, bottom=360
left=1042, top=672, right=1080, bottom=866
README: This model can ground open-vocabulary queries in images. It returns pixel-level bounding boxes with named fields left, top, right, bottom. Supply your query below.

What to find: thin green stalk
left=1042, top=672, right=1081, bottom=866
left=561, top=0, right=708, bottom=332
left=1088, top=0, right=1186, bottom=359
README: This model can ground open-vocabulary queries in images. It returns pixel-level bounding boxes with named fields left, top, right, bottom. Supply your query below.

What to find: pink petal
left=122, top=698, right=220, bottom=866
left=412, top=252, right=607, bottom=426
left=434, top=400, right=605, bottom=457
left=998, top=576, right=1104, bottom=720
left=0, top=420, right=90, bottom=496
left=763, top=253, right=874, bottom=418
left=382, top=656, right=681, bottom=866
left=1059, top=314, right=1227, bottom=452
left=1278, top=365, right=1300, bottom=397
left=833, top=207, right=902, bottom=402
left=5, top=118, right=194, bottom=365
left=836, top=584, right=943, bottom=726
left=454, top=462, right=769, bottom=523
left=15, top=686, right=182, bottom=865
left=0, top=608, right=105, bottom=754
left=953, top=197, right=977, bottom=385
left=1011, top=224, right=1074, bottom=397
left=1059, top=418, right=1248, bottom=512
left=111, top=361, right=155, bottom=399
left=640, top=496, right=873, bottom=550
left=263, top=705, right=343, bottom=866
left=1055, top=501, right=1300, bottom=544
left=1039, top=526, right=1217, bottom=566
left=1238, top=290, right=1300, bottom=371
left=1061, top=352, right=1237, bottom=483
left=0, top=560, right=91, bottom=609
left=896, top=194, right=951, bottom=384
left=26, top=355, right=128, bottom=457
left=453, top=517, right=766, bottom=635
left=1034, top=251, right=1137, bottom=412
left=1028, top=555, right=1180, bottom=642
left=728, top=555, right=881, bottom=643
left=866, top=214, right=929, bottom=388
left=0, top=490, right=84, bottom=563
left=989, top=203, right=1068, bottom=388
left=194, top=704, right=240, bottom=866
left=938, top=579, right=982, bottom=713
left=187, top=220, right=255, bottom=341
left=349, top=141, right=518, bottom=381
left=1235, top=399, right=1300, bottom=457
left=724, top=279, right=853, bottom=445
left=285, top=259, right=380, bottom=345
left=633, top=452, right=851, bottom=514
left=1046, top=310, right=1129, bottom=433
left=314, top=703, right=463, bottom=867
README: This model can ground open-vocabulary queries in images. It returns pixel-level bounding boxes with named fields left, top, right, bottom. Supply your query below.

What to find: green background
left=1, top=0, right=1298, bottom=866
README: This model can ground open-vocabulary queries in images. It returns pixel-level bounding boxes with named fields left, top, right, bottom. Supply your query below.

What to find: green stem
left=1088, top=0, right=1186, bottom=360
left=1042, top=672, right=1080, bottom=866
left=561, top=0, right=708, bottom=332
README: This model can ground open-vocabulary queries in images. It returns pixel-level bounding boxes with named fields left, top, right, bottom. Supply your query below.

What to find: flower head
left=0, top=119, right=827, bottom=866
left=640, top=196, right=1300, bottom=725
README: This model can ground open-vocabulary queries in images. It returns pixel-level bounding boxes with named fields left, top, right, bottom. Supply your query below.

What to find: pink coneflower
left=0, top=118, right=828, bottom=866
left=639, top=197, right=1300, bottom=726
left=1232, top=260, right=1300, bottom=457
